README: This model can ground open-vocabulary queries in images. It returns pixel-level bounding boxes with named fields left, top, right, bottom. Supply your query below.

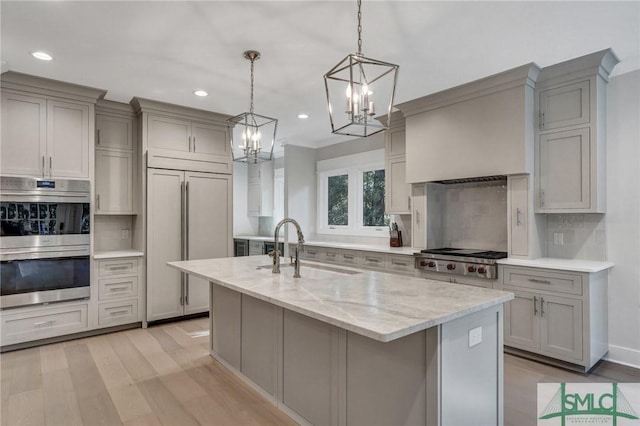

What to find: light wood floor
left=1, top=317, right=638, bottom=426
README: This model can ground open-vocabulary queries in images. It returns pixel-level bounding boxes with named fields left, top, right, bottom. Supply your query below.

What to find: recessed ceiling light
left=193, top=90, right=208, bottom=97
left=297, top=113, right=309, bottom=119
left=32, top=51, right=53, bottom=61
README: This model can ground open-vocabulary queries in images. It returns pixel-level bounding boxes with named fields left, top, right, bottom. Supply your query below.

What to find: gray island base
left=168, top=256, right=514, bottom=426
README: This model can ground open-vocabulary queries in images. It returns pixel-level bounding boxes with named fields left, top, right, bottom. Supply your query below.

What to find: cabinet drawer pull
left=109, top=310, right=129, bottom=316
left=528, top=278, right=551, bottom=284
left=307, top=250, right=317, bottom=255
left=108, top=286, right=129, bottom=292
left=96, top=194, right=100, bottom=210
left=34, top=320, right=56, bottom=327
left=392, top=260, right=408, bottom=266
left=540, top=297, right=545, bottom=317
left=343, top=255, right=354, bottom=260
left=108, top=265, right=129, bottom=271
left=97, top=129, right=101, bottom=145
left=42, top=155, right=45, bottom=178
left=366, top=257, right=380, bottom=263
left=516, top=208, right=522, bottom=226
left=533, top=296, right=538, bottom=316
left=326, top=253, right=336, bottom=257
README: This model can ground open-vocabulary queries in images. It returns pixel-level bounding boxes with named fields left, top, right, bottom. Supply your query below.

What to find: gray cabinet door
left=185, top=172, right=231, bottom=315
left=147, top=114, right=190, bottom=152
left=503, top=288, right=539, bottom=351
left=147, top=168, right=185, bottom=321
left=96, top=114, right=133, bottom=150
left=539, top=80, right=590, bottom=130
left=47, top=99, right=90, bottom=179
left=539, top=294, right=583, bottom=361
left=0, top=92, right=47, bottom=177
left=538, top=127, right=590, bottom=211
left=191, top=122, right=228, bottom=157
left=95, top=150, right=133, bottom=214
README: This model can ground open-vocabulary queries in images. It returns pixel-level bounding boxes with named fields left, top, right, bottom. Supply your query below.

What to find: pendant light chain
left=249, top=55, right=255, bottom=115
left=356, top=0, right=362, bottom=56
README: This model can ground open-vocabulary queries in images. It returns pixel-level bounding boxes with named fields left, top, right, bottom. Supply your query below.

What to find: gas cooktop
left=419, top=248, right=508, bottom=260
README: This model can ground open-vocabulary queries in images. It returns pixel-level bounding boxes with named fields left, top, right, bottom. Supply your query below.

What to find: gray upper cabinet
left=132, top=97, right=232, bottom=174
left=95, top=100, right=137, bottom=215
left=147, top=114, right=228, bottom=157
left=383, top=111, right=410, bottom=215
left=96, top=114, right=134, bottom=150
left=538, top=80, right=590, bottom=131
left=535, top=49, right=619, bottom=213
left=147, top=114, right=191, bottom=151
left=0, top=72, right=104, bottom=180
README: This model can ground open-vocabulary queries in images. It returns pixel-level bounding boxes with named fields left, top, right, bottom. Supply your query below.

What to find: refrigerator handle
left=180, top=181, right=185, bottom=260
left=186, top=181, right=190, bottom=261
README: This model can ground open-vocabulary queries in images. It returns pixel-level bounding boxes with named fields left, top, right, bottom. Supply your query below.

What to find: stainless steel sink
left=256, top=262, right=360, bottom=275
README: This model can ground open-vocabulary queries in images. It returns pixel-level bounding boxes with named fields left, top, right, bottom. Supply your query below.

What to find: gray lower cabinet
left=499, top=265, right=607, bottom=371
left=282, top=310, right=337, bottom=426
left=241, top=295, right=279, bottom=396
left=210, top=284, right=241, bottom=369
left=208, top=282, right=503, bottom=426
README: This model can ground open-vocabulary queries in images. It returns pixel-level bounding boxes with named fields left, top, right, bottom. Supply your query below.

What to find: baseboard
left=605, top=344, right=640, bottom=369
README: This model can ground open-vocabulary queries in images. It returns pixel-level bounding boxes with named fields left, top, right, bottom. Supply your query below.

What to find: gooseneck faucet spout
left=272, top=218, right=305, bottom=277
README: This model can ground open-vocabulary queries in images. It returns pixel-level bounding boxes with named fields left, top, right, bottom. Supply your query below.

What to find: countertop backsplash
left=546, top=213, right=607, bottom=261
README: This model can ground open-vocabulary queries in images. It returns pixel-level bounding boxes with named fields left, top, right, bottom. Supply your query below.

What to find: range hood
left=397, top=64, right=540, bottom=184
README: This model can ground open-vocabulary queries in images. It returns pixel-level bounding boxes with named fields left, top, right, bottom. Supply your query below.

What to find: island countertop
left=168, top=255, right=514, bottom=342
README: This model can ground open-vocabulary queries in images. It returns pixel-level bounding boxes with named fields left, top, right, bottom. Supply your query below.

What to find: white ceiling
left=2, top=1, right=639, bottom=154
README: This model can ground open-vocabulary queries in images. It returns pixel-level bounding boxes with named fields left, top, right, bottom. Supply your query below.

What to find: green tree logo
left=539, top=383, right=639, bottom=425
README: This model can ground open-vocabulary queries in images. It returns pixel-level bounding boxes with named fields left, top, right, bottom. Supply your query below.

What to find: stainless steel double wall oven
left=0, top=177, right=91, bottom=309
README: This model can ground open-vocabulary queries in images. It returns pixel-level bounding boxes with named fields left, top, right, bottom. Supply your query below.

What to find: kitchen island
left=169, top=255, right=514, bottom=426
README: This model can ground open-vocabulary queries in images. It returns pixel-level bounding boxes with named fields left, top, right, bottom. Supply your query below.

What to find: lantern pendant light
left=227, top=50, right=277, bottom=163
left=323, top=0, right=399, bottom=138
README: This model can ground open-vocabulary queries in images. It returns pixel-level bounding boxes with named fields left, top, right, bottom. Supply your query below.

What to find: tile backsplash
left=94, top=215, right=133, bottom=252
left=434, top=180, right=508, bottom=251
left=545, top=214, right=606, bottom=260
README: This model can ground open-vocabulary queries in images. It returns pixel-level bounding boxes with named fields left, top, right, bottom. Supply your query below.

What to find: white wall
left=283, top=145, right=317, bottom=243
left=604, top=70, right=640, bottom=368
left=232, top=162, right=258, bottom=236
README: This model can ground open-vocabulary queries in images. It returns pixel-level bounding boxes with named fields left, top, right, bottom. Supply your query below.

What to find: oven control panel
left=415, top=258, right=497, bottom=280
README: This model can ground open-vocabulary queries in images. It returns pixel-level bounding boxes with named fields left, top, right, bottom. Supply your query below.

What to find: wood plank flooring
left=1, top=317, right=638, bottom=426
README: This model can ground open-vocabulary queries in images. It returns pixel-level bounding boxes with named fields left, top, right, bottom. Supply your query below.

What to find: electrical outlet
left=553, top=232, right=564, bottom=245
left=121, top=229, right=130, bottom=239
left=469, top=326, right=482, bottom=348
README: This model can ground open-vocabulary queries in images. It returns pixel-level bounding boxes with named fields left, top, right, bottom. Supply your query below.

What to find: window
left=317, top=149, right=388, bottom=236
left=328, top=174, right=349, bottom=226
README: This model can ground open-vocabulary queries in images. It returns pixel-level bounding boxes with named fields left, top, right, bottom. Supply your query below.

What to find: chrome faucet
left=272, top=218, right=305, bottom=277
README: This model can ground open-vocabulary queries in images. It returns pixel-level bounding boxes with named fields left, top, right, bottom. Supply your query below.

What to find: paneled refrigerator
left=146, top=168, right=232, bottom=322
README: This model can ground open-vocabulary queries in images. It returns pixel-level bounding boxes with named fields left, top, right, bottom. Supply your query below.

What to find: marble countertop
left=234, top=236, right=418, bottom=255
left=94, top=249, right=144, bottom=259
left=233, top=235, right=275, bottom=242
left=300, top=241, right=417, bottom=256
left=497, top=257, right=614, bottom=273
left=168, top=256, right=513, bottom=343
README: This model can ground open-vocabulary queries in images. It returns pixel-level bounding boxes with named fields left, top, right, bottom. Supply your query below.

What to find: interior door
left=185, top=172, right=232, bottom=315
left=147, top=168, right=185, bottom=321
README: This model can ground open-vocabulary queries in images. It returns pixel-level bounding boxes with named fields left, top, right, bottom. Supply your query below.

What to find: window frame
left=316, top=150, right=387, bottom=237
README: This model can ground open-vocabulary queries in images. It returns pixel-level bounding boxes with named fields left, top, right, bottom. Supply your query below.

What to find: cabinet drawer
left=502, top=267, right=583, bottom=295
left=340, top=249, right=359, bottom=266
left=387, top=255, right=414, bottom=273
left=249, top=241, right=264, bottom=256
left=98, top=299, right=139, bottom=326
left=1, top=303, right=88, bottom=345
left=98, top=258, right=139, bottom=277
left=321, top=247, right=341, bottom=263
left=98, top=276, right=139, bottom=301
left=301, top=246, right=320, bottom=260
left=360, top=252, right=386, bottom=268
